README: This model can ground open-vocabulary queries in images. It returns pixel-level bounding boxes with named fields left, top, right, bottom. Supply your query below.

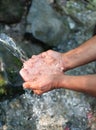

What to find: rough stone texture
left=0, top=0, right=96, bottom=130
left=0, top=83, right=96, bottom=130
left=26, top=0, right=69, bottom=46
left=0, top=0, right=26, bottom=24
left=0, top=29, right=96, bottom=129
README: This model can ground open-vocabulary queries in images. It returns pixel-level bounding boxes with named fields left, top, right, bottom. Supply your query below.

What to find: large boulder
left=0, top=0, right=26, bottom=24
left=26, top=0, right=69, bottom=46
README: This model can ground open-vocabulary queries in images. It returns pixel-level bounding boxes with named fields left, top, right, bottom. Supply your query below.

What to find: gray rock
left=0, top=0, right=25, bottom=24
left=0, top=88, right=96, bottom=130
left=26, top=0, right=69, bottom=46
left=0, top=1, right=96, bottom=130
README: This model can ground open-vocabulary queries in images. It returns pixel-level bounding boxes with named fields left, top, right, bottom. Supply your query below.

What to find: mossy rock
left=0, top=73, right=8, bottom=95
left=0, top=52, right=24, bottom=98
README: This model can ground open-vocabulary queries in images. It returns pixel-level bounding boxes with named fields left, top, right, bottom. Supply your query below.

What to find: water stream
left=0, top=33, right=28, bottom=63
left=0, top=33, right=32, bottom=94
left=0, top=33, right=95, bottom=130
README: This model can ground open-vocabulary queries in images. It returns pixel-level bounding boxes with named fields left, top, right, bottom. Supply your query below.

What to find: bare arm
left=62, top=35, right=96, bottom=71
left=57, top=36, right=96, bottom=97
left=20, top=36, right=96, bottom=96
left=22, top=73, right=96, bottom=97
left=57, top=74, right=96, bottom=97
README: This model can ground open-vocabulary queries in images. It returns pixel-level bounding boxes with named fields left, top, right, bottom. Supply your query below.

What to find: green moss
left=0, top=88, right=6, bottom=94
left=12, top=57, right=22, bottom=69
left=7, top=70, right=17, bottom=82
left=86, top=0, right=96, bottom=10
left=0, top=75, right=6, bottom=86
left=64, top=0, right=96, bottom=15
left=0, top=75, right=7, bottom=95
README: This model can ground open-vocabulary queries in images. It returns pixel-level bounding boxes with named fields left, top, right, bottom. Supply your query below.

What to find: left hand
left=23, top=73, right=64, bottom=95
left=20, top=50, right=64, bottom=95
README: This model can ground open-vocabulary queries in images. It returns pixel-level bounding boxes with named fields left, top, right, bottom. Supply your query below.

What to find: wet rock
left=0, top=104, right=6, bottom=129
left=55, top=0, right=96, bottom=30
left=0, top=0, right=26, bottom=24
left=0, top=56, right=8, bottom=95
left=51, top=0, right=96, bottom=52
left=47, top=0, right=54, bottom=4
left=0, top=89, right=96, bottom=130
left=26, top=0, right=69, bottom=46
left=0, top=0, right=96, bottom=130
left=0, top=40, right=24, bottom=97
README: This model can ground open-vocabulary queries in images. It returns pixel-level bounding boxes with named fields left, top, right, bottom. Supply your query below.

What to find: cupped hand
left=20, top=50, right=64, bottom=95
left=23, top=73, right=64, bottom=95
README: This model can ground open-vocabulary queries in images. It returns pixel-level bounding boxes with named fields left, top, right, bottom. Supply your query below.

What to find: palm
left=20, top=50, right=64, bottom=94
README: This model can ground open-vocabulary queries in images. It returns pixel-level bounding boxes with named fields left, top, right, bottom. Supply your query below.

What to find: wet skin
left=20, top=36, right=96, bottom=96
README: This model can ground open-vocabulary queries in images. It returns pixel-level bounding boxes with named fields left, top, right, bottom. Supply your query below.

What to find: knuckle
left=31, top=55, right=36, bottom=58
left=41, top=52, right=46, bottom=57
left=47, top=50, right=52, bottom=53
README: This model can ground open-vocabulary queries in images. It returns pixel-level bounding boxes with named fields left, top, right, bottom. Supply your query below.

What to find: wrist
left=61, top=53, right=72, bottom=71
left=53, top=73, right=65, bottom=89
left=61, top=48, right=82, bottom=71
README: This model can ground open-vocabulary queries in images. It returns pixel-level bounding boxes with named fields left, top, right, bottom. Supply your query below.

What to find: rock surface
left=0, top=0, right=96, bottom=130
left=0, top=0, right=26, bottom=24
left=26, top=0, right=69, bottom=46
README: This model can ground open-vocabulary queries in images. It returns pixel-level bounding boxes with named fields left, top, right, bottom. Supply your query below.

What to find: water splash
left=0, top=33, right=28, bottom=63
left=0, top=33, right=31, bottom=93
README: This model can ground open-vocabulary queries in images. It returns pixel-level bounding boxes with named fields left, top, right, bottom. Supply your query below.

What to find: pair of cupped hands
left=20, top=50, right=64, bottom=95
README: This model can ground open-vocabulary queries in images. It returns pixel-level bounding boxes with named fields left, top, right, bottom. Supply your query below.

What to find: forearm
left=62, top=36, right=96, bottom=71
left=58, top=74, right=96, bottom=97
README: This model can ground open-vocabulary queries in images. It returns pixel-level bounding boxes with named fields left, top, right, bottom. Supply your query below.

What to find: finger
left=23, top=59, right=34, bottom=68
left=31, top=53, right=42, bottom=59
left=31, top=55, right=37, bottom=58
left=19, top=68, right=29, bottom=81
left=41, top=51, right=48, bottom=58
left=33, top=90, right=43, bottom=95
left=23, top=82, right=39, bottom=90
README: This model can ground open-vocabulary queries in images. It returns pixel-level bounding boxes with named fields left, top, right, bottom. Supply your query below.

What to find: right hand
left=20, top=50, right=64, bottom=94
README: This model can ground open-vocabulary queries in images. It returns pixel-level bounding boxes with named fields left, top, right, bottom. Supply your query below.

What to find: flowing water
left=0, top=33, right=28, bottom=63
left=0, top=33, right=95, bottom=130
left=0, top=33, right=31, bottom=93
